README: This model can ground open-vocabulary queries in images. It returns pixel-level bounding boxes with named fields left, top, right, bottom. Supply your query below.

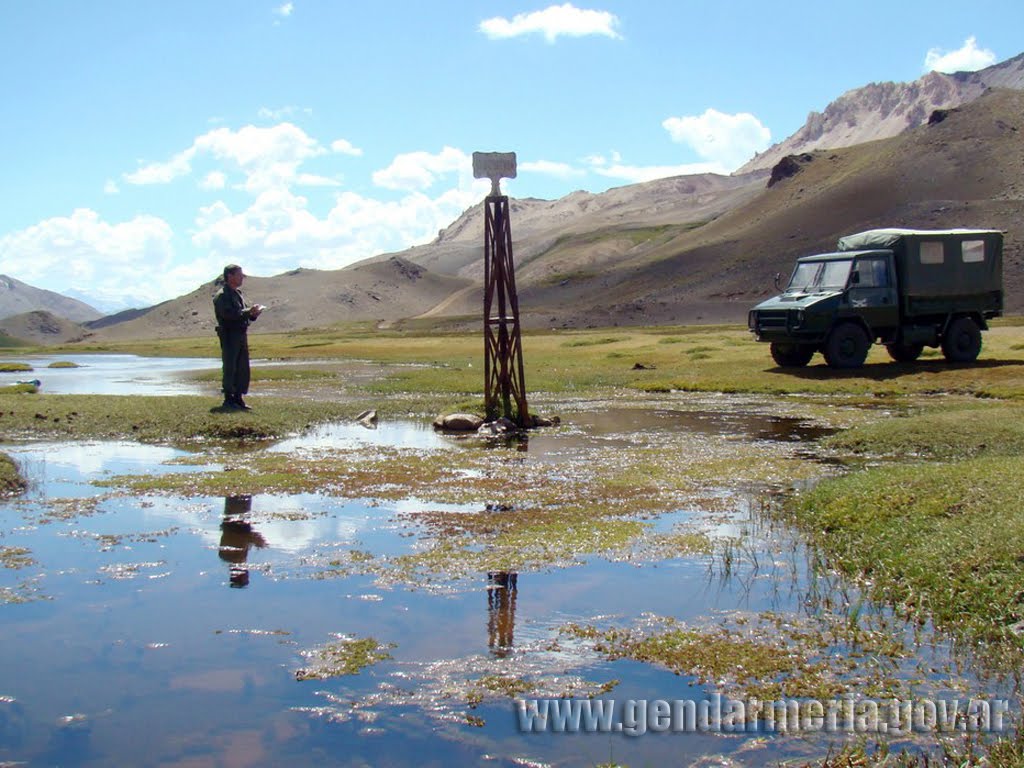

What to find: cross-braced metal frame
left=483, top=194, right=529, bottom=426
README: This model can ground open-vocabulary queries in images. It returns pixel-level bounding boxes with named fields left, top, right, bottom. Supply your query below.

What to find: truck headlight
left=792, top=309, right=804, bottom=328
left=748, top=310, right=757, bottom=330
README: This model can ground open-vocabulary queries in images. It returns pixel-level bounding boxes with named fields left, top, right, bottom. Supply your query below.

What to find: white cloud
left=330, top=138, right=363, bottom=156
left=257, top=105, right=311, bottom=121
left=519, top=159, right=584, bottom=179
left=201, top=171, right=227, bottom=190
left=103, top=179, right=120, bottom=195
left=274, top=2, right=294, bottom=18
left=662, top=108, right=771, bottom=172
left=0, top=209, right=175, bottom=307
left=924, top=36, right=996, bottom=73
left=372, top=146, right=471, bottom=191
left=123, top=123, right=332, bottom=193
left=191, top=181, right=486, bottom=277
left=480, top=3, right=621, bottom=43
left=587, top=159, right=722, bottom=184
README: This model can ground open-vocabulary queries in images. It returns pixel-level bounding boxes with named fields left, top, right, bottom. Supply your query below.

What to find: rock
left=530, top=414, right=561, bottom=428
left=632, top=362, right=655, bottom=370
left=355, top=409, right=378, bottom=427
left=767, top=153, right=814, bottom=188
left=478, top=417, right=516, bottom=435
left=433, top=413, right=484, bottom=431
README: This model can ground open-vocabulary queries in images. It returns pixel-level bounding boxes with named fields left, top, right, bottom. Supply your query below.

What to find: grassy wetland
left=2, top=319, right=1024, bottom=766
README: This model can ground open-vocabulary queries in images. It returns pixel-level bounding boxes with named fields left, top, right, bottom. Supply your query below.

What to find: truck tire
left=770, top=342, right=815, bottom=367
left=941, top=317, right=982, bottom=363
left=823, top=323, right=870, bottom=369
left=886, top=342, right=924, bottom=363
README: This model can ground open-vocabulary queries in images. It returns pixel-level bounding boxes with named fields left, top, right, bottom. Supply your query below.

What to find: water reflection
left=217, top=495, right=266, bottom=588
left=486, top=571, right=518, bottom=657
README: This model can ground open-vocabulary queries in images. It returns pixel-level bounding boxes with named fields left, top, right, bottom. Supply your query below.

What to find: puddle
left=0, top=401, right=1016, bottom=767
left=0, top=354, right=220, bottom=396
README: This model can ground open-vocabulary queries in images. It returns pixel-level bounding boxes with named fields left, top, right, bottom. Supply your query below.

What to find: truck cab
left=748, top=229, right=1003, bottom=368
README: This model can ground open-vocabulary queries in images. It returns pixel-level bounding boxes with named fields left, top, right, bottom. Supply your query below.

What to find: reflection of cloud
left=180, top=495, right=375, bottom=554
left=25, top=442, right=182, bottom=478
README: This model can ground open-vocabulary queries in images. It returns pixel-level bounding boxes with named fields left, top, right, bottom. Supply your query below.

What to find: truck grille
left=755, top=310, right=789, bottom=330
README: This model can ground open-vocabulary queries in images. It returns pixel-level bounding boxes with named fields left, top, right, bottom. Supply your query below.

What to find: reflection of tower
left=486, top=571, right=518, bottom=657
left=218, top=495, right=266, bottom=588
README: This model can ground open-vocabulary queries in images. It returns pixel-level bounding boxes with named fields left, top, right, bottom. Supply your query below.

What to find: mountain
left=87, top=255, right=472, bottom=340
left=0, top=310, right=87, bottom=345
left=0, top=274, right=102, bottom=324
left=739, top=52, right=1024, bottom=173
left=84, top=74, right=1024, bottom=341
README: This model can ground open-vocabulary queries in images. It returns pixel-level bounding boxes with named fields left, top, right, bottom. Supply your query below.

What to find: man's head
left=223, top=264, right=244, bottom=289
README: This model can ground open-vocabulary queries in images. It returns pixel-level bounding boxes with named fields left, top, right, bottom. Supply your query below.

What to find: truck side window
left=920, top=242, right=944, bottom=264
left=854, top=258, right=887, bottom=288
left=962, top=240, right=986, bottom=263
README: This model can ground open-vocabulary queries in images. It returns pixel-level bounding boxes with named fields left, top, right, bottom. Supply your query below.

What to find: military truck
left=748, top=228, right=1003, bottom=368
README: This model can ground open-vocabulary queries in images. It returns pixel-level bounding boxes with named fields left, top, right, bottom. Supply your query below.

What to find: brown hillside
left=89, top=256, right=471, bottom=340
left=517, top=88, right=1024, bottom=326
left=0, top=310, right=86, bottom=345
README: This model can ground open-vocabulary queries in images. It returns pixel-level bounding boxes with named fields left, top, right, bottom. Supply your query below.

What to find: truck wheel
left=770, top=342, right=815, bottom=367
left=941, top=317, right=982, bottom=363
left=886, top=342, right=924, bottom=363
left=824, top=323, right=870, bottom=369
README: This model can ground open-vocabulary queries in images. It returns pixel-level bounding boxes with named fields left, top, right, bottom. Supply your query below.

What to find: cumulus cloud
left=372, top=146, right=471, bottom=191
left=191, top=183, right=485, bottom=277
left=123, top=123, right=335, bottom=193
left=480, top=3, right=621, bottom=43
left=924, top=36, right=997, bottom=73
left=330, top=138, right=363, bottom=156
left=0, top=209, right=176, bottom=307
left=586, top=158, right=721, bottom=184
left=200, top=171, right=227, bottom=190
left=662, top=108, right=771, bottom=172
left=274, top=2, right=294, bottom=18
left=103, top=179, right=119, bottom=195
left=519, top=159, right=584, bottom=179
left=257, top=105, right=311, bottom=121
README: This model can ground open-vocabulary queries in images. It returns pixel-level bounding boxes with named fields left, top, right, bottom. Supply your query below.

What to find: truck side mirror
left=773, top=272, right=783, bottom=290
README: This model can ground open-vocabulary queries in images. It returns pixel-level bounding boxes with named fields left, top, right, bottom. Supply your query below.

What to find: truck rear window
left=920, top=242, right=944, bottom=264
left=962, top=240, right=986, bottom=263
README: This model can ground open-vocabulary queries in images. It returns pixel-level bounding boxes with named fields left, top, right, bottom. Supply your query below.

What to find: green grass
left=793, top=453, right=1024, bottom=643
left=0, top=451, right=26, bottom=496
left=294, top=636, right=395, bottom=680
left=0, top=393, right=354, bottom=444
left=46, top=360, right=79, bottom=368
left=0, top=361, right=32, bottom=372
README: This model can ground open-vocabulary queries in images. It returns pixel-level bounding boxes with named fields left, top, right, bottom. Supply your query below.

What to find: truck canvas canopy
left=837, top=228, right=1002, bottom=299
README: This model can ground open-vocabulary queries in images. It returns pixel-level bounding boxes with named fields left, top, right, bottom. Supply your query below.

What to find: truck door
left=848, top=255, right=898, bottom=335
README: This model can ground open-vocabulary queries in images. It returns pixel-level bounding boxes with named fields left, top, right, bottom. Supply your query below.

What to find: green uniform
left=213, top=285, right=258, bottom=400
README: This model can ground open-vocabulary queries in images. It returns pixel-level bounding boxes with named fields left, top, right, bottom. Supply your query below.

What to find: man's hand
left=250, top=304, right=265, bottom=319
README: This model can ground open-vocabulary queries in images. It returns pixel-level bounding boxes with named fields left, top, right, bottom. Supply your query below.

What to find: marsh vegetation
left=2, top=320, right=1024, bottom=766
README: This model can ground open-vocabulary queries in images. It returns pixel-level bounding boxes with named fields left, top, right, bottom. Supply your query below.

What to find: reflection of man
left=213, top=265, right=264, bottom=411
left=218, top=495, right=266, bottom=588
left=486, top=571, right=518, bottom=657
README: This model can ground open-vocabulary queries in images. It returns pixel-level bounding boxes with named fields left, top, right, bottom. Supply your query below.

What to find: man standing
left=213, top=264, right=264, bottom=411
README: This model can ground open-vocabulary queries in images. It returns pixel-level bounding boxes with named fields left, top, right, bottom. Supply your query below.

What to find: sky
left=2, top=1, right=1022, bottom=312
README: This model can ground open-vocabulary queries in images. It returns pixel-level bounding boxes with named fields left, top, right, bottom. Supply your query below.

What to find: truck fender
left=828, top=317, right=874, bottom=345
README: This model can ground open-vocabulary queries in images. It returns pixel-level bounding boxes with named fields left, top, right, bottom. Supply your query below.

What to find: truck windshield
left=787, top=259, right=853, bottom=292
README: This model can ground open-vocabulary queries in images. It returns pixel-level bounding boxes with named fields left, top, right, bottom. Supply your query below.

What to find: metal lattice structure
left=482, top=193, right=529, bottom=426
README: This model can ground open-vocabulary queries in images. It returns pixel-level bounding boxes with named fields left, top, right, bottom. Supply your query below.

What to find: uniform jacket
left=213, top=285, right=257, bottom=334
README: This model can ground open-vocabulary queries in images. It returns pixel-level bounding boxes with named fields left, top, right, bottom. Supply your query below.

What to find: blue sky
left=1, top=1, right=1022, bottom=311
